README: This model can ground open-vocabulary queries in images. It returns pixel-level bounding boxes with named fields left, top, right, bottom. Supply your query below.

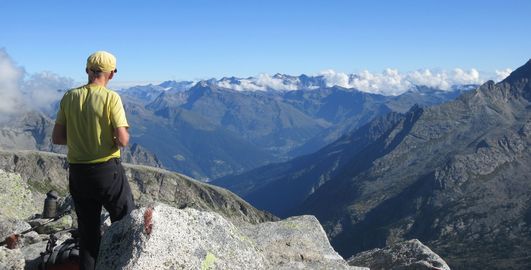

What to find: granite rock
left=0, top=246, right=25, bottom=270
left=348, top=239, right=450, bottom=270
left=96, top=204, right=361, bottom=270
left=0, top=169, right=36, bottom=220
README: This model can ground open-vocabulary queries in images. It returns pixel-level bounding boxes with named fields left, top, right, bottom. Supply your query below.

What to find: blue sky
left=1, top=0, right=530, bottom=86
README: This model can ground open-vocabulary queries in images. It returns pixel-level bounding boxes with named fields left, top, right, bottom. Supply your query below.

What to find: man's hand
left=52, top=124, right=67, bottom=145
left=114, top=127, right=129, bottom=147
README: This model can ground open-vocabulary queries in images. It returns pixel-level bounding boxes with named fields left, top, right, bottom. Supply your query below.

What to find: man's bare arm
left=114, top=127, right=129, bottom=147
left=52, top=123, right=67, bottom=145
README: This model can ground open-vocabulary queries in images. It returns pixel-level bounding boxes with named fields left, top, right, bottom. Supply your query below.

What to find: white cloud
left=255, top=74, right=300, bottom=91
left=0, top=49, right=74, bottom=118
left=318, top=68, right=487, bottom=95
left=216, top=74, right=301, bottom=92
left=22, top=71, right=74, bottom=113
left=351, top=69, right=410, bottom=95
left=217, top=79, right=264, bottom=91
left=319, top=69, right=351, bottom=88
left=451, top=68, right=482, bottom=85
left=213, top=67, right=492, bottom=95
left=320, top=69, right=412, bottom=95
left=405, top=69, right=450, bottom=90
left=495, top=68, right=512, bottom=81
left=0, top=49, right=25, bottom=116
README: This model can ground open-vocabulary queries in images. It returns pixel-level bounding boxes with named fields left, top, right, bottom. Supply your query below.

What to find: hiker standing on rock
left=52, top=51, right=135, bottom=270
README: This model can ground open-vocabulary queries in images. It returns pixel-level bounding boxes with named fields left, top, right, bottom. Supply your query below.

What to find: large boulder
left=240, top=215, right=366, bottom=269
left=96, top=205, right=265, bottom=270
left=347, top=239, right=450, bottom=270
left=0, top=169, right=36, bottom=220
left=96, top=204, right=362, bottom=270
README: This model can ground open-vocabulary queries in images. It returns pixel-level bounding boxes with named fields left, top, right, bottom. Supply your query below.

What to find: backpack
left=39, top=229, right=80, bottom=270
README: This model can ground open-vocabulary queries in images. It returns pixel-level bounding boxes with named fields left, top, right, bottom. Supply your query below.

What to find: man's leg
left=103, top=159, right=135, bottom=223
left=72, top=196, right=103, bottom=270
left=69, top=165, right=103, bottom=270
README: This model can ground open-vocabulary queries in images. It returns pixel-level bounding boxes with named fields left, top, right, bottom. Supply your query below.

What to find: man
left=52, top=51, right=135, bottom=270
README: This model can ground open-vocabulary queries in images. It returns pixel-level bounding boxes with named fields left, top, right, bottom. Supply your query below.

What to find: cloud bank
left=213, top=68, right=510, bottom=96
left=0, top=49, right=25, bottom=115
left=0, top=49, right=74, bottom=117
left=217, top=74, right=302, bottom=91
left=1, top=48, right=516, bottom=104
left=319, top=68, right=484, bottom=95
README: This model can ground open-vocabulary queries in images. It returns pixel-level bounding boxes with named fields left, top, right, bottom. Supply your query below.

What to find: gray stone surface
left=0, top=246, right=25, bottom=270
left=0, top=217, right=31, bottom=240
left=240, top=215, right=360, bottom=270
left=96, top=204, right=266, bottom=270
left=96, top=204, right=360, bottom=270
left=0, top=169, right=36, bottom=220
left=348, top=239, right=450, bottom=270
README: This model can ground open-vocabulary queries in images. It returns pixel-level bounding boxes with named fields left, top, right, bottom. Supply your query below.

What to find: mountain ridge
left=214, top=60, right=531, bottom=269
left=127, top=82, right=472, bottom=179
left=299, top=61, right=531, bottom=269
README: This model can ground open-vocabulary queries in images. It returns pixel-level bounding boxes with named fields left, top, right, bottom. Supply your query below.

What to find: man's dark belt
left=69, top=158, right=121, bottom=168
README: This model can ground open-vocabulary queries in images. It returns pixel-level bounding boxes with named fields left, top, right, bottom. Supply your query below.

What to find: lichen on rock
left=0, top=246, right=25, bottom=270
left=96, top=203, right=360, bottom=270
left=96, top=204, right=266, bottom=270
left=0, top=169, right=36, bottom=220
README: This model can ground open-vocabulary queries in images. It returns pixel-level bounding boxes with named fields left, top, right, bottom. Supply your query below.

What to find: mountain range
left=0, top=73, right=475, bottom=180
left=119, top=76, right=474, bottom=180
left=214, top=60, right=531, bottom=269
left=0, top=61, right=528, bottom=269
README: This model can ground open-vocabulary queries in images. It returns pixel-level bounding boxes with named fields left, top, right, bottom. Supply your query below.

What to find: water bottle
left=43, top=190, right=59, bottom=218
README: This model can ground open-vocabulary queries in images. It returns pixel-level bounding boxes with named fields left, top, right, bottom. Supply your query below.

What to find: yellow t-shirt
left=55, top=84, right=129, bottom=164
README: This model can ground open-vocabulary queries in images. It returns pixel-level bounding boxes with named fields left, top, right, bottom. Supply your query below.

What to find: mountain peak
left=502, top=59, right=531, bottom=84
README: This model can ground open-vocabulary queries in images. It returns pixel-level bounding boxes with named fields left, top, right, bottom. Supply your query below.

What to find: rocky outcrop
left=348, top=239, right=450, bottom=270
left=96, top=204, right=363, bottom=270
left=121, top=143, right=163, bottom=168
left=0, top=156, right=275, bottom=269
left=0, top=169, right=36, bottom=220
left=0, top=150, right=276, bottom=224
left=126, top=163, right=277, bottom=224
left=239, top=215, right=367, bottom=269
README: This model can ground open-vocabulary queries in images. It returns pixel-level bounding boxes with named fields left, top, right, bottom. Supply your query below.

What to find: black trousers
left=69, top=158, right=135, bottom=270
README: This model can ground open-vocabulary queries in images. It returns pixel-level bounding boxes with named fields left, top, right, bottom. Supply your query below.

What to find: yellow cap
left=86, top=51, right=117, bottom=73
